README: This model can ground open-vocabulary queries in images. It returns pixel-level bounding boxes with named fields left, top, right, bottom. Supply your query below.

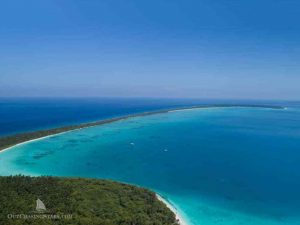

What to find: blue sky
left=0, top=0, right=299, bottom=99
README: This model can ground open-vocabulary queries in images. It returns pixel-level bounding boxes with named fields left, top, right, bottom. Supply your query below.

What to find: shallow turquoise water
left=1, top=106, right=300, bottom=225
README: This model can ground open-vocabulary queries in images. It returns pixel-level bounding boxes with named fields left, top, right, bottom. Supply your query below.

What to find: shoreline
left=0, top=104, right=284, bottom=153
left=0, top=104, right=285, bottom=225
left=0, top=130, right=74, bottom=154
left=156, top=194, right=188, bottom=225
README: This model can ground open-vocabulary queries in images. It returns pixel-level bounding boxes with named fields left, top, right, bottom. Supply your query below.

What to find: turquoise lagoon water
left=1, top=106, right=300, bottom=225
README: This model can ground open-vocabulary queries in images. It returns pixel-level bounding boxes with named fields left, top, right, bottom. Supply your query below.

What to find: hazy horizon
left=1, top=0, right=300, bottom=100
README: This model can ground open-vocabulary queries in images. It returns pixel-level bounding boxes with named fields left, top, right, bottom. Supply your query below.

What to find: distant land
left=0, top=104, right=284, bottom=152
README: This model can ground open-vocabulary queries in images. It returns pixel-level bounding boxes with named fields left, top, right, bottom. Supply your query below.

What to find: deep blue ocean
left=0, top=98, right=299, bottom=225
left=0, top=97, right=285, bottom=136
left=0, top=97, right=200, bottom=136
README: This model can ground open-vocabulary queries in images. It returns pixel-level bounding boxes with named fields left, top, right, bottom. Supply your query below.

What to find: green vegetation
left=0, top=104, right=283, bottom=152
left=0, top=176, right=177, bottom=225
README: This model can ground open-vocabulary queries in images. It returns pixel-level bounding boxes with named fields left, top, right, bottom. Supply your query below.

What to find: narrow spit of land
left=0, top=104, right=284, bottom=152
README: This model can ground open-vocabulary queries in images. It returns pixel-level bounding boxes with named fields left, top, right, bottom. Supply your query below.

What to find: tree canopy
left=0, top=176, right=177, bottom=225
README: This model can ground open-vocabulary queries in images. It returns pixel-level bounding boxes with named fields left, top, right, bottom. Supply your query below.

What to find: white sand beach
left=156, top=194, right=188, bottom=225
left=0, top=129, right=80, bottom=155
